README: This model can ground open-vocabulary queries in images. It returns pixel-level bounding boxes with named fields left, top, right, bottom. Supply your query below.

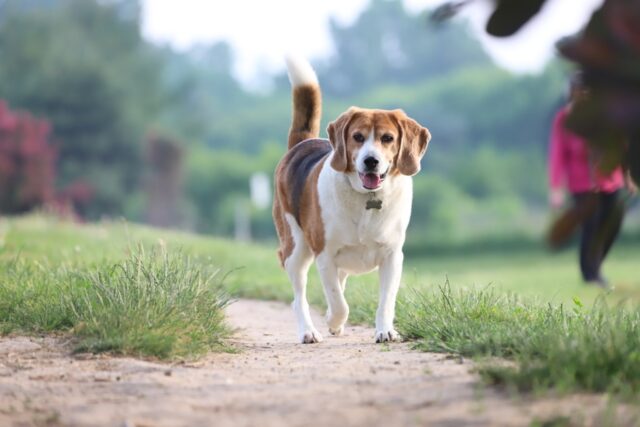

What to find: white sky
left=141, top=0, right=603, bottom=90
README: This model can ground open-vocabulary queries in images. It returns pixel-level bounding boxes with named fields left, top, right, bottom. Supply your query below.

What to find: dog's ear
left=327, top=108, right=357, bottom=172
left=393, top=110, right=430, bottom=176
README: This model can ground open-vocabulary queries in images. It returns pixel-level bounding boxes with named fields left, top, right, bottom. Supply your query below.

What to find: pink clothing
left=549, top=107, right=624, bottom=194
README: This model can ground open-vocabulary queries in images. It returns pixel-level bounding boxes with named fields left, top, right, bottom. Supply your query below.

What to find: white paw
left=325, top=306, right=348, bottom=334
left=300, top=328, right=323, bottom=344
left=375, top=329, right=400, bottom=343
left=329, top=324, right=344, bottom=336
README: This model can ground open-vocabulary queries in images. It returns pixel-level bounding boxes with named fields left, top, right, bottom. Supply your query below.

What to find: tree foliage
left=0, top=101, right=55, bottom=213
left=319, top=0, right=491, bottom=97
left=0, top=0, right=163, bottom=218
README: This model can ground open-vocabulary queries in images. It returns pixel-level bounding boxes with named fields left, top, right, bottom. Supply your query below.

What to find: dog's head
left=327, top=107, right=430, bottom=192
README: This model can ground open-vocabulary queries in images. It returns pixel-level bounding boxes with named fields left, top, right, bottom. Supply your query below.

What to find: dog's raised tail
left=285, top=55, right=321, bottom=149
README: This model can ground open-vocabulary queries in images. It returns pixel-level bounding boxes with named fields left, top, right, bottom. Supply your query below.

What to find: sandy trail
left=0, top=299, right=633, bottom=427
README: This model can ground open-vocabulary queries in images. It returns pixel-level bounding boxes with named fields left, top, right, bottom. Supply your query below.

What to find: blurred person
left=548, top=72, right=634, bottom=287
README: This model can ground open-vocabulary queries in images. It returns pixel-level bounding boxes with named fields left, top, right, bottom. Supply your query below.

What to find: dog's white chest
left=351, top=207, right=393, bottom=245
left=331, top=212, right=393, bottom=273
left=318, top=165, right=412, bottom=274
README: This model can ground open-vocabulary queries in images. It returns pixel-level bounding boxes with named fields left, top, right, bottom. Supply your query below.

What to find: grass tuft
left=0, top=246, right=232, bottom=359
left=397, top=281, right=640, bottom=397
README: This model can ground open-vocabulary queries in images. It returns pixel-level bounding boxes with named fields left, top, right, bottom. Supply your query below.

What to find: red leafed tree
left=0, top=100, right=56, bottom=214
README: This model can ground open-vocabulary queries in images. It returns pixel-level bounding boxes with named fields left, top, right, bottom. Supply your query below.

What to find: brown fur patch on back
left=286, top=139, right=331, bottom=223
left=273, top=139, right=330, bottom=265
left=297, top=148, right=328, bottom=255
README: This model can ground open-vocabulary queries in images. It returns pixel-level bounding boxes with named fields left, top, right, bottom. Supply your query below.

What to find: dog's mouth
left=359, top=171, right=387, bottom=190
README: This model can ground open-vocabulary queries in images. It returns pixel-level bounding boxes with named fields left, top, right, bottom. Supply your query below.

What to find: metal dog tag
left=366, top=193, right=382, bottom=210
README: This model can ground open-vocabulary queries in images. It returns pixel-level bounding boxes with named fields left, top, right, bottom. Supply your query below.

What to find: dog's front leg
left=316, top=253, right=349, bottom=336
left=375, top=250, right=403, bottom=343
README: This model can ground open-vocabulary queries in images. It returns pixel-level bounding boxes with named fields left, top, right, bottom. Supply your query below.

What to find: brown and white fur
left=273, top=56, right=430, bottom=344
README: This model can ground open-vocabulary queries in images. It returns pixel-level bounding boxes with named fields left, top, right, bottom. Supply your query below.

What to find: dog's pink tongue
left=363, top=173, right=381, bottom=189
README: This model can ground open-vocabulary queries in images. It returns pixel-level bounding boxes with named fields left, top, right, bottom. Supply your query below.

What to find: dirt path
left=0, top=299, right=633, bottom=427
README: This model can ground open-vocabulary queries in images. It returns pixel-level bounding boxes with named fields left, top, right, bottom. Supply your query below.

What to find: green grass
left=70, top=247, right=231, bottom=358
left=397, top=282, right=640, bottom=397
left=0, top=217, right=233, bottom=359
left=0, top=247, right=231, bottom=359
left=404, top=243, right=640, bottom=307
left=2, top=214, right=640, bottom=396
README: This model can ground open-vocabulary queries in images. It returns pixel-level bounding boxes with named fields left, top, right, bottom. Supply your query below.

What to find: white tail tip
left=285, top=55, right=318, bottom=87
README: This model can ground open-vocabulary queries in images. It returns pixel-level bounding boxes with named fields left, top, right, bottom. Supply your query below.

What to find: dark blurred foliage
left=0, top=101, right=55, bottom=213
left=485, top=0, right=546, bottom=37
left=432, top=0, right=640, bottom=186
left=430, top=0, right=547, bottom=36
left=558, top=0, right=640, bottom=186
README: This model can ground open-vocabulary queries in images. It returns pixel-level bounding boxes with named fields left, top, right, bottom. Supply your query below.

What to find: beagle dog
left=273, top=56, right=430, bottom=344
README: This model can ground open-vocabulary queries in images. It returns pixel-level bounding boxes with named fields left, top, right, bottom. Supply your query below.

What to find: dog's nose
left=364, top=156, right=379, bottom=170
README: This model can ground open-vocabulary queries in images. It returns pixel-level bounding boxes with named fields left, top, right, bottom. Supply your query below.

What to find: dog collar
left=366, top=192, right=383, bottom=210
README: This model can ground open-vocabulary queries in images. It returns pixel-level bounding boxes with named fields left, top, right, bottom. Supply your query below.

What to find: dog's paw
left=375, top=329, right=400, bottom=343
left=329, top=324, right=344, bottom=336
left=300, top=328, right=323, bottom=344
left=325, top=305, right=349, bottom=334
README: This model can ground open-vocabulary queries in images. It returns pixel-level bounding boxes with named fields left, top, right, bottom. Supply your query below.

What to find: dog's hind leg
left=284, top=215, right=322, bottom=344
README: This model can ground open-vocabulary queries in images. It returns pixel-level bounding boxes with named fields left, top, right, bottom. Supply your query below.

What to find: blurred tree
left=185, top=144, right=281, bottom=235
left=0, top=101, right=56, bottom=213
left=0, top=0, right=164, bottom=218
left=352, top=63, right=565, bottom=151
left=157, top=42, right=251, bottom=146
left=320, top=0, right=491, bottom=96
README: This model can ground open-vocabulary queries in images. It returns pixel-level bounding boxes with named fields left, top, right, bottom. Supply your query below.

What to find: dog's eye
left=353, top=132, right=365, bottom=143
left=381, top=134, right=394, bottom=144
